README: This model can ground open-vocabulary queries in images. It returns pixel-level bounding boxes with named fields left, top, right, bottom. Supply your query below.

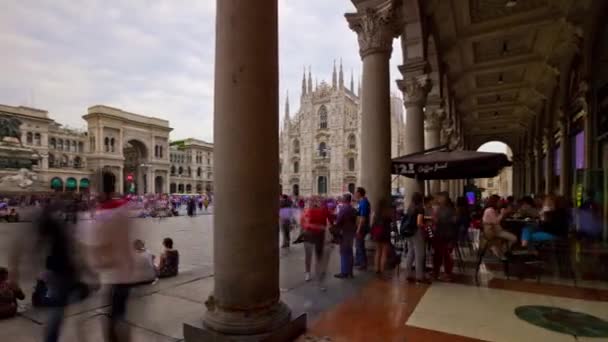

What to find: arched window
left=318, top=142, right=328, bottom=158
left=159, top=146, right=163, bottom=158
left=187, top=167, right=191, bottom=176
left=293, top=139, right=300, bottom=154
left=66, top=140, right=71, bottom=152
left=293, top=161, right=299, bottom=173
left=34, top=133, right=41, bottom=146
left=178, top=184, right=184, bottom=193
left=74, top=156, right=82, bottom=168
left=170, top=183, right=177, bottom=193
left=317, top=176, right=327, bottom=194
left=292, top=184, right=300, bottom=196
left=155, top=145, right=159, bottom=157
left=72, top=140, right=77, bottom=152
left=61, top=155, right=68, bottom=167
left=110, top=138, right=115, bottom=152
left=197, top=167, right=202, bottom=177
left=57, top=139, right=64, bottom=151
left=78, top=141, right=83, bottom=152
left=348, top=157, right=355, bottom=171
left=49, top=137, right=56, bottom=149
left=348, top=134, right=356, bottom=149
left=186, top=184, right=192, bottom=193
left=26, top=132, right=33, bottom=144
left=318, top=105, right=328, bottom=129
left=48, top=154, right=55, bottom=167
left=171, top=165, right=176, bottom=175
left=178, top=166, right=183, bottom=175
left=104, top=137, right=109, bottom=152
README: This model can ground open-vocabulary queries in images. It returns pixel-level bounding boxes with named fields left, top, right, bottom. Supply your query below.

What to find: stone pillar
left=346, top=5, right=396, bottom=211
left=424, top=98, right=444, bottom=195
left=512, top=160, right=521, bottom=198
left=397, top=68, right=431, bottom=200
left=191, top=0, right=296, bottom=339
left=117, top=166, right=124, bottom=195
left=559, top=117, right=571, bottom=198
left=544, top=129, right=555, bottom=195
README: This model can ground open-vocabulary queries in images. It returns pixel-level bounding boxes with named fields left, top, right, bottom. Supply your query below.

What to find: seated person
left=517, top=196, right=539, bottom=219
left=0, top=267, right=25, bottom=319
left=156, top=238, right=179, bottom=278
left=521, top=196, right=569, bottom=247
left=6, top=209, right=19, bottom=223
left=132, top=240, right=157, bottom=285
left=482, top=195, right=517, bottom=260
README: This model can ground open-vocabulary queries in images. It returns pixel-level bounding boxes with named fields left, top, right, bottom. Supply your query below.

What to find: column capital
left=424, top=103, right=446, bottom=131
left=397, top=74, right=432, bottom=107
left=345, top=3, right=399, bottom=58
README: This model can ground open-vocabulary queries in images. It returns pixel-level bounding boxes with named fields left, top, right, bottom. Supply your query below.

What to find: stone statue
left=0, top=115, right=23, bottom=145
left=0, top=168, right=38, bottom=189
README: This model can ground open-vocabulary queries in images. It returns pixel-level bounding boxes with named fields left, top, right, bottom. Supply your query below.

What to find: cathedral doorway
left=292, top=184, right=299, bottom=197
left=155, top=176, right=164, bottom=194
left=317, top=176, right=328, bottom=195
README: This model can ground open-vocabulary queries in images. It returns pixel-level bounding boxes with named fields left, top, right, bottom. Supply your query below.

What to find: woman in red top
left=301, top=197, right=331, bottom=287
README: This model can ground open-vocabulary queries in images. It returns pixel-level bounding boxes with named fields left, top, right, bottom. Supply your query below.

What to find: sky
left=0, top=0, right=403, bottom=142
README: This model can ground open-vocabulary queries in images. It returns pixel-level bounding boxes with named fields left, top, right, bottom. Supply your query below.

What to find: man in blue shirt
left=354, top=187, right=370, bottom=270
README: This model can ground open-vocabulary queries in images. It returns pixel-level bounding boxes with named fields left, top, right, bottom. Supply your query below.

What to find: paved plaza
left=0, top=214, right=376, bottom=342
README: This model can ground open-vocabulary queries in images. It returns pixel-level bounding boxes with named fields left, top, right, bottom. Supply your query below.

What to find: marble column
left=117, top=166, right=124, bottom=195
left=559, top=117, right=572, bottom=198
left=198, top=0, right=292, bottom=338
left=424, top=99, right=445, bottom=195
left=346, top=5, right=396, bottom=211
left=398, top=72, right=431, bottom=199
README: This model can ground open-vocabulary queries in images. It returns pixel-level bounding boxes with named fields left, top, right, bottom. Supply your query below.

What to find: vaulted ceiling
left=422, top=0, right=592, bottom=151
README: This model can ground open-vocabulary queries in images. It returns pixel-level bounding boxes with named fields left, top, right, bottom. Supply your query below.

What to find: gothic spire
left=332, top=60, right=337, bottom=89
left=350, top=69, right=354, bottom=93
left=301, top=66, right=306, bottom=98
left=338, top=58, right=344, bottom=90
left=358, top=77, right=361, bottom=97
left=307, top=66, right=312, bottom=94
left=284, top=90, right=290, bottom=119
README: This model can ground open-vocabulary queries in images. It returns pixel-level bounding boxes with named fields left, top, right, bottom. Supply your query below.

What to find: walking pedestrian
left=279, top=195, right=293, bottom=248
left=301, top=197, right=331, bottom=290
left=334, top=193, right=357, bottom=279
left=354, top=187, right=370, bottom=270
left=432, top=192, right=458, bottom=282
left=402, top=192, right=428, bottom=283
left=370, top=199, right=393, bottom=276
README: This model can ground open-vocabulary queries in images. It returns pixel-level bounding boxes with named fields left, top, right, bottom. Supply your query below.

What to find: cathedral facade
left=279, top=62, right=405, bottom=197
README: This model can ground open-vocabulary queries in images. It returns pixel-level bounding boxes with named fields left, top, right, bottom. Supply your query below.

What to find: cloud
left=0, top=0, right=403, bottom=142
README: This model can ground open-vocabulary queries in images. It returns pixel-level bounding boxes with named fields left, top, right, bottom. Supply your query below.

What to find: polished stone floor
left=1, top=214, right=607, bottom=341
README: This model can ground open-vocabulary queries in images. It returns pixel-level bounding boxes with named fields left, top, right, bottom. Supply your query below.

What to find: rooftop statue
left=0, top=115, right=23, bottom=146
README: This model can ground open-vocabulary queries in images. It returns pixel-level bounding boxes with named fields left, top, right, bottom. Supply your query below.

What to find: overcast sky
left=0, top=0, right=403, bottom=142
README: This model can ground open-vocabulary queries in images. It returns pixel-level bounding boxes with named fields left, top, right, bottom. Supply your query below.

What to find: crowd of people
left=277, top=187, right=605, bottom=287
left=0, top=193, right=181, bottom=342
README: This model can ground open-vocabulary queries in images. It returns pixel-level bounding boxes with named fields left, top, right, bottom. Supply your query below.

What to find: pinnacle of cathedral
left=301, top=66, right=307, bottom=99
left=332, top=60, right=337, bottom=90
left=350, top=69, right=354, bottom=93
left=284, top=90, right=290, bottom=119
left=339, top=58, right=344, bottom=90
left=307, top=66, right=312, bottom=94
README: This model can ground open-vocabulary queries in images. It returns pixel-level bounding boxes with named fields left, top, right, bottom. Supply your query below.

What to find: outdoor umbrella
left=392, top=147, right=512, bottom=180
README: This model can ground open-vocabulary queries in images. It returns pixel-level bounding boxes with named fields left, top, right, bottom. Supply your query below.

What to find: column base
left=184, top=312, right=306, bottom=342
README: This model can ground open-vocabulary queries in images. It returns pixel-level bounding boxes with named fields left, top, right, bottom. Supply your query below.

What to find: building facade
left=279, top=62, right=405, bottom=197
left=0, top=103, right=213, bottom=195
left=169, top=138, right=214, bottom=194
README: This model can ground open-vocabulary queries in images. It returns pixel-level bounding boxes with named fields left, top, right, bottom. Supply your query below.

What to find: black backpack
left=399, top=211, right=418, bottom=238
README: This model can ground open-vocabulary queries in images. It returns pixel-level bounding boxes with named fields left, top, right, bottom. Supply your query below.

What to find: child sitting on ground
left=156, top=238, right=179, bottom=278
left=0, top=267, right=25, bottom=319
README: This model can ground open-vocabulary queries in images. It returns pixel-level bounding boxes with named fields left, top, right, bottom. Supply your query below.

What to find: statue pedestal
left=0, top=142, right=44, bottom=193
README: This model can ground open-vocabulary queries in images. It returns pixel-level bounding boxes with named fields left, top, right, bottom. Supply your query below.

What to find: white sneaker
left=305, top=272, right=311, bottom=282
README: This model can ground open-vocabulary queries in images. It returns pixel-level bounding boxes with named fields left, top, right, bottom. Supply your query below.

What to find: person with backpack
left=402, top=192, right=428, bottom=283
left=334, top=193, right=358, bottom=279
